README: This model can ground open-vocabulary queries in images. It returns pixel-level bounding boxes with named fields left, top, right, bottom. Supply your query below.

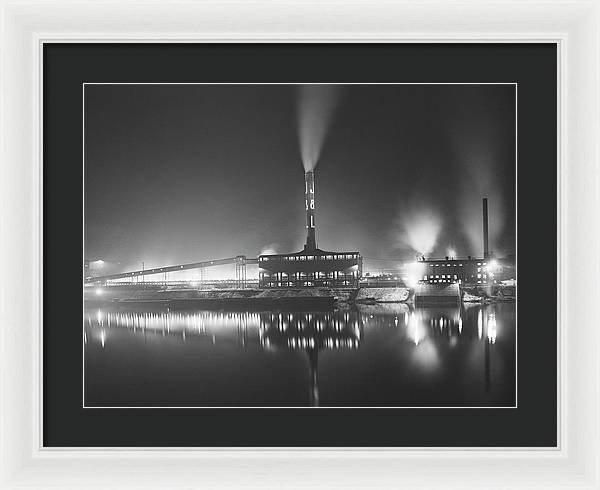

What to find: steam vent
left=258, top=170, right=362, bottom=288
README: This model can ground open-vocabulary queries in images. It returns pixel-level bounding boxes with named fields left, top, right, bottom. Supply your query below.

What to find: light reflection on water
left=84, top=303, right=515, bottom=407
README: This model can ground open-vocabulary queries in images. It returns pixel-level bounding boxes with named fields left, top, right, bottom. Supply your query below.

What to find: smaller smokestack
left=482, top=197, right=489, bottom=259
left=305, top=170, right=316, bottom=251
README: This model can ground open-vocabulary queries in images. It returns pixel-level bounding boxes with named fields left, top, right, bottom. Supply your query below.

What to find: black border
left=44, top=43, right=557, bottom=447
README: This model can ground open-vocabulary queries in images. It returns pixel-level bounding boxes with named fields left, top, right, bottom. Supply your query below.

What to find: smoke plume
left=296, top=85, right=341, bottom=172
left=260, top=242, right=280, bottom=256
left=394, top=201, right=443, bottom=257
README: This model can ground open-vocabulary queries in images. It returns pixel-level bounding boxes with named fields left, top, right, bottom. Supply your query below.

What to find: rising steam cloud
left=296, top=85, right=341, bottom=172
left=394, top=203, right=443, bottom=257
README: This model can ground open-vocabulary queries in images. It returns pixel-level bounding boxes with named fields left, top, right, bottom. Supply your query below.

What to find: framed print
left=1, top=1, right=599, bottom=489
left=50, top=44, right=537, bottom=446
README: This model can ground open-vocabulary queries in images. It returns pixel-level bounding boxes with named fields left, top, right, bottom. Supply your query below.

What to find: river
left=84, top=302, right=516, bottom=407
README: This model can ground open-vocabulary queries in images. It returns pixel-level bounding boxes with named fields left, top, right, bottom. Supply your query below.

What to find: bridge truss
left=84, top=255, right=258, bottom=288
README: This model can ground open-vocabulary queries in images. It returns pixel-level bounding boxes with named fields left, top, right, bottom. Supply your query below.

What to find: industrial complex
left=85, top=168, right=515, bottom=303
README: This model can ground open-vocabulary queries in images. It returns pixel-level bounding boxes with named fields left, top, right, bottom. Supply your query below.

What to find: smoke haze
left=394, top=201, right=443, bottom=257
left=296, top=85, right=341, bottom=172
left=84, top=84, right=515, bottom=270
left=448, top=91, right=514, bottom=257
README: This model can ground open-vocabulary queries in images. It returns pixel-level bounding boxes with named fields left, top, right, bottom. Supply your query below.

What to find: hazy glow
left=408, top=311, right=429, bottom=346
left=404, top=261, right=425, bottom=288
left=411, top=340, right=440, bottom=370
left=95, top=288, right=103, bottom=296
left=260, top=242, right=279, bottom=256
left=296, top=85, right=341, bottom=171
left=88, top=260, right=106, bottom=271
left=407, top=310, right=440, bottom=370
left=452, top=114, right=510, bottom=256
left=487, top=311, right=497, bottom=344
left=395, top=206, right=442, bottom=256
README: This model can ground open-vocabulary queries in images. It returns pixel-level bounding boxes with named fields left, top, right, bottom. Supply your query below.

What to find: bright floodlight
left=488, top=259, right=499, bottom=271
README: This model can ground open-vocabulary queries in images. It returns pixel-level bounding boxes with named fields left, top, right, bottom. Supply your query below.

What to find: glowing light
left=396, top=207, right=442, bottom=256
left=100, top=330, right=105, bottom=348
left=404, top=261, right=425, bottom=288
left=408, top=312, right=421, bottom=345
left=477, top=310, right=483, bottom=339
left=95, top=288, right=103, bottom=296
left=90, top=259, right=105, bottom=270
left=487, top=311, right=497, bottom=344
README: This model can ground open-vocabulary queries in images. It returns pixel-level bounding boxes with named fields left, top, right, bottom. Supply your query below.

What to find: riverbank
left=85, top=286, right=352, bottom=310
left=84, top=283, right=514, bottom=309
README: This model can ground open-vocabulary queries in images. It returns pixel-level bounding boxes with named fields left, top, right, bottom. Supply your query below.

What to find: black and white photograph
left=83, top=82, right=517, bottom=408
left=10, top=0, right=600, bottom=481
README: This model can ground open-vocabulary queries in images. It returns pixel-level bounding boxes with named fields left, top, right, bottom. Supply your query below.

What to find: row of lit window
left=429, top=263, right=463, bottom=268
left=428, top=262, right=487, bottom=268
left=424, top=274, right=459, bottom=280
left=425, top=275, right=489, bottom=283
left=263, top=280, right=352, bottom=287
left=259, top=254, right=359, bottom=262
left=261, top=271, right=357, bottom=279
left=426, top=279, right=489, bottom=284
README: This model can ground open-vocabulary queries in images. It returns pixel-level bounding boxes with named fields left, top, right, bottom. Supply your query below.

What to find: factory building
left=420, top=257, right=494, bottom=285
left=258, top=170, right=362, bottom=289
left=418, top=198, right=511, bottom=285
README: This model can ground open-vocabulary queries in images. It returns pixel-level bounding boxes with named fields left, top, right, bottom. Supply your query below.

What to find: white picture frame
left=1, top=0, right=598, bottom=488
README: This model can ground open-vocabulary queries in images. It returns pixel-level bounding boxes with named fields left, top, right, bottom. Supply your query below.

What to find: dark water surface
left=84, top=302, right=516, bottom=407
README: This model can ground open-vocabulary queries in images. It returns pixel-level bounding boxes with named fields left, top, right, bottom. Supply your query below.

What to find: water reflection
left=84, top=303, right=514, bottom=407
left=259, top=311, right=362, bottom=406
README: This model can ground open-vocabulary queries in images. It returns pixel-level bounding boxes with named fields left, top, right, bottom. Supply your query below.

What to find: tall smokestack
left=482, top=197, right=489, bottom=259
left=305, top=170, right=316, bottom=251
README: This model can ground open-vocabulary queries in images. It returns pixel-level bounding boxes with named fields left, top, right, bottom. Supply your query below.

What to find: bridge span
left=84, top=255, right=259, bottom=286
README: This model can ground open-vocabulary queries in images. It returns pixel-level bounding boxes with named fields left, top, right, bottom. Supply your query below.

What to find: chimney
left=482, top=197, right=489, bottom=259
left=305, top=170, right=316, bottom=251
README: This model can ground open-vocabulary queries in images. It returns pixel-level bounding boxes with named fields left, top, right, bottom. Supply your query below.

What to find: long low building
left=258, top=249, right=362, bottom=288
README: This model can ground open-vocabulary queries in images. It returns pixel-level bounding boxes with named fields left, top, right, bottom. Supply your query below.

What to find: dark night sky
left=84, top=84, right=515, bottom=273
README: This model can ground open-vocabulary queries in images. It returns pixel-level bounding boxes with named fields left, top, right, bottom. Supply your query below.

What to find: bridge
left=84, top=255, right=259, bottom=288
